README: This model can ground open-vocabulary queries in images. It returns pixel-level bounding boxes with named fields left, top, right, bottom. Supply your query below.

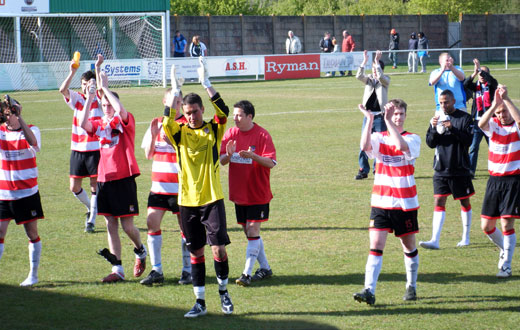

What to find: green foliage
left=170, top=0, right=520, bottom=20
left=170, top=0, right=270, bottom=15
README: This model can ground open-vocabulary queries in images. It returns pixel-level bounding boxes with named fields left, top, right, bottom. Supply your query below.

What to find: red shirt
left=221, top=124, right=276, bottom=205
left=90, top=112, right=140, bottom=182
left=342, top=35, right=355, bottom=52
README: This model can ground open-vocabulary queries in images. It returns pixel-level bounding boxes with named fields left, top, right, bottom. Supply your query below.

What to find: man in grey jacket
left=354, top=50, right=390, bottom=180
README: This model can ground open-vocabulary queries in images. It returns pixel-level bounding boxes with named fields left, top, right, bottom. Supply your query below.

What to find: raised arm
left=479, top=88, right=502, bottom=131
left=79, top=80, right=96, bottom=133
left=94, top=54, right=104, bottom=98
left=144, top=118, right=161, bottom=160
left=500, top=85, right=520, bottom=127
left=198, top=57, right=217, bottom=98
left=359, top=104, right=375, bottom=152
left=59, top=61, right=78, bottom=99
left=383, top=103, right=409, bottom=153
left=11, top=104, right=38, bottom=147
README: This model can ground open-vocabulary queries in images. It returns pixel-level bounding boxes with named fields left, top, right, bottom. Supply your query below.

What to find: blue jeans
left=359, top=114, right=387, bottom=174
left=388, top=51, right=398, bottom=67
left=469, top=123, right=489, bottom=174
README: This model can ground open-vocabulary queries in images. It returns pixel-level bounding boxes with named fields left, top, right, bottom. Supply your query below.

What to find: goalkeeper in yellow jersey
left=162, top=57, right=232, bottom=318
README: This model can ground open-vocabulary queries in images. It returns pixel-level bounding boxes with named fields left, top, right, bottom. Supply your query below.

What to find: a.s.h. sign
left=264, top=55, right=320, bottom=80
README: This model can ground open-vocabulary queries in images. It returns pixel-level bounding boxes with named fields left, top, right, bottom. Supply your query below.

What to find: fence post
left=505, top=47, right=508, bottom=70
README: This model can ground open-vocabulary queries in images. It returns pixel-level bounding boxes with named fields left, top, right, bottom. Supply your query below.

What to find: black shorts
left=369, top=207, right=419, bottom=237
left=70, top=150, right=100, bottom=178
left=0, top=192, right=44, bottom=225
left=235, top=203, right=269, bottom=225
left=97, top=176, right=139, bottom=218
left=433, top=175, right=475, bottom=200
left=180, top=199, right=230, bottom=252
left=147, top=192, right=180, bottom=214
left=481, top=175, right=520, bottom=220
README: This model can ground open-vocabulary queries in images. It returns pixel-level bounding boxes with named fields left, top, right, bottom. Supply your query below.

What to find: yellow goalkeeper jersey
left=162, top=93, right=229, bottom=207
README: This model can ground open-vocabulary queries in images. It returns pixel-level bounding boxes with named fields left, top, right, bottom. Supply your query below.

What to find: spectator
left=407, top=32, right=418, bottom=73
left=429, top=52, right=466, bottom=112
left=331, top=37, right=341, bottom=77
left=189, top=36, right=207, bottom=57
left=354, top=50, right=390, bottom=180
left=286, top=30, right=302, bottom=54
left=342, top=30, right=356, bottom=76
left=319, top=32, right=333, bottom=77
left=388, top=28, right=399, bottom=69
left=417, top=32, right=429, bottom=73
left=464, top=58, right=498, bottom=177
left=173, top=31, right=187, bottom=57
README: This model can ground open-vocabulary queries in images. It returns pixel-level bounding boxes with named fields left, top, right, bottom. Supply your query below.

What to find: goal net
left=0, top=12, right=167, bottom=91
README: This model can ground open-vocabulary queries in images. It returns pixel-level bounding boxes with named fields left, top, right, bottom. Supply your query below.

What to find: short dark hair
left=378, top=60, right=385, bottom=71
left=389, top=98, right=408, bottom=113
left=234, top=100, right=255, bottom=118
left=102, top=91, right=119, bottom=103
left=183, top=93, right=203, bottom=108
left=81, top=70, right=95, bottom=82
left=440, top=89, right=454, bottom=99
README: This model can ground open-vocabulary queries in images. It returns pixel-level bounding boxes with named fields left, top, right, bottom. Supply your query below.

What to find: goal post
left=0, top=12, right=168, bottom=91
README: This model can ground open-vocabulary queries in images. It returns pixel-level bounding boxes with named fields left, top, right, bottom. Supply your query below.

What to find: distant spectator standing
left=464, top=58, right=498, bottom=177
left=286, top=30, right=302, bottom=54
left=429, top=52, right=466, bottom=112
left=417, top=32, right=429, bottom=73
left=342, top=30, right=356, bottom=76
left=189, top=36, right=207, bottom=57
left=407, top=32, right=418, bottom=73
left=331, top=37, right=341, bottom=77
left=319, top=32, right=333, bottom=77
left=388, top=29, right=400, bottom=69
left=173, top=31, right=187, bottom=57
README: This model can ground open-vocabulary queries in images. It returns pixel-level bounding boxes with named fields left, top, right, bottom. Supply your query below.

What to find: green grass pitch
left=1, top=65, right=520, bottom=329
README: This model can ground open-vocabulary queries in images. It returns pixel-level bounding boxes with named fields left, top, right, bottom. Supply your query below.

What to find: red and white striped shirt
left=141, top=117, right=186, bottom=195
left=367, top=131, right=421, bottom=211
left=0, top=125, right=41, bottom=200
left=483, top=117, right=520, bottom=176
left=64, top=89, right=103, bottom=152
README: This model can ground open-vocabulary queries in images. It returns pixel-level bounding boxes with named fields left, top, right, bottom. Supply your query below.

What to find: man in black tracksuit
left=421, top=89, right=474, bottom=250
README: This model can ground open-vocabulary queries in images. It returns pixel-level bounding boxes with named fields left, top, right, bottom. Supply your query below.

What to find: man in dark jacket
left=420, top=90, right=474, bottom=250
left=407, top=32, right=418, bottom=73
left=388, top=29, right=399, bottom=69
left=464, top=58, right=498, bottom=177
left=320, top=32, right=333, bottom=76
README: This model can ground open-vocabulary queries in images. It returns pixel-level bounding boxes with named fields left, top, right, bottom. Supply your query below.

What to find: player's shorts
left=97, top=176, right=139, bottom=218
left=433, top=175, right=475, bottom=200
left=70, top=150, right=100, bottom=178
left=234, top=203, right=269, bottom=225
left=481, top=175, right=520, bottom=220
left=147, top=192, right=180, bottom=214
left=180, top=199, right=230, bottom=252
left=369, top=207, right=419, bottom=237
left=0, top=192, right=44, bottom=225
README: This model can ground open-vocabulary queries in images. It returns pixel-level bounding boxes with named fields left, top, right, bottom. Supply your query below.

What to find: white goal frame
left=0, top=11, right=169, bottom=89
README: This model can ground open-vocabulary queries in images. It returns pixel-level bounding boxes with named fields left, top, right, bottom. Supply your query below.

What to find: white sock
left=112, top=265, right=124, bottom=278
left=404, top=251, right=419, bottom=288
left=244, top=238, right=261, bottom=276
left=181, top=235, right=191, bottom=273
left=88, top=194, right=97, bottom=225
left=194, top=286, right=205, bottom=300
left=21, top=239, right=41, bottom=286
left=256, top=237, right=270, bottom=270
left=460, top=206, right=472, bottom=243
left=217, top=277, right=228, bottom=292
left=430, top=208, right=446, bottom=243
left=73, top=188, right=90, bottom=210
left=364, top=252, right=383, bottom=294
left=148, top=232, right=162, bottom=273
left=503, top=231, right=516, bottom=269
left=485, top=227, right=504, bottom=249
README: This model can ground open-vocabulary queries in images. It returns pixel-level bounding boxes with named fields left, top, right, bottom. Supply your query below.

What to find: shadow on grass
left=246, top=272, right=520, bottom=288
left=228, top=226, right=367, bottom=232
left=1, top=283, right=339, bottom=329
